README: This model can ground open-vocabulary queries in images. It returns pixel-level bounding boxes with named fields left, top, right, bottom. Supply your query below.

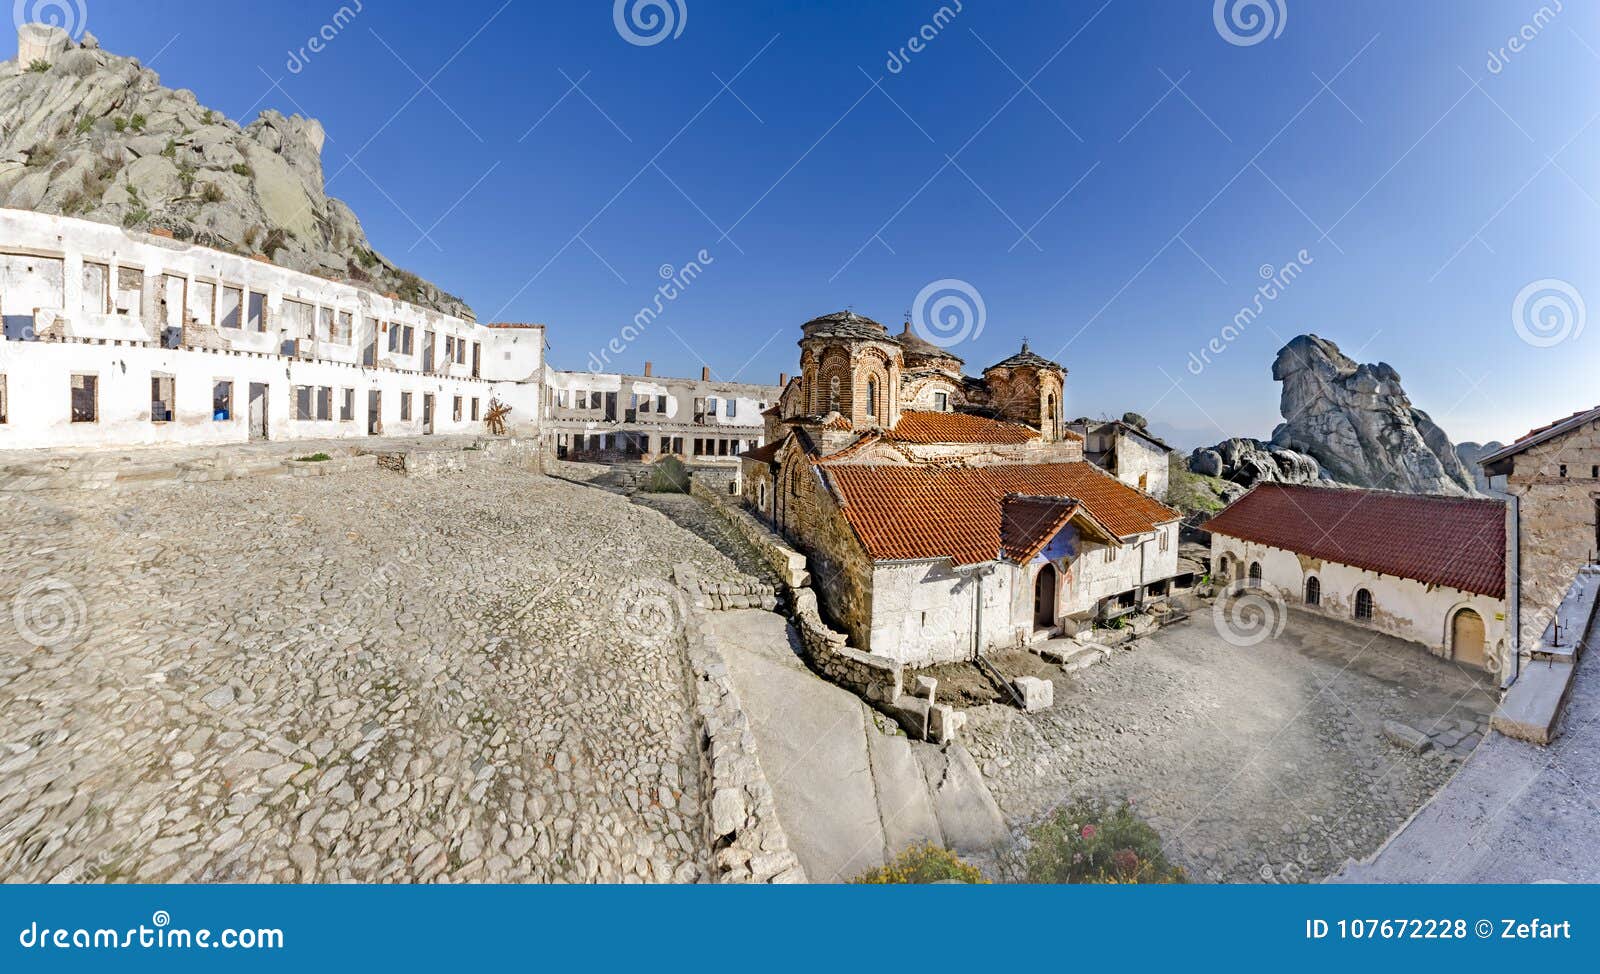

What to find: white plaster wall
left=868, top=560, right=1018, bottom=665
left=1210, top=535, right=1509, bottom=668
left=0, top=341, right=518, bottom=449
left=0, top=210, right=542, bottom=448
left=1056, top=524, right=1180, bottom=617
left=1116, top=431, right=1170, bottom=500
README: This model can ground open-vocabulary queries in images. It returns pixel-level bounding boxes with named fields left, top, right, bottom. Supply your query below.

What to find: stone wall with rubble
left=1505, top=418, right=1600, bottom=649
left=672, top=564, right=805, bottom=883
left=690, top=477, right=809, bottom=589
left=774, top=452, right=876, bottom=648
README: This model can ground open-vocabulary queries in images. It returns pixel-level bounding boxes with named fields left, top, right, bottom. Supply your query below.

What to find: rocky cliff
left=1189, top=437, right=1323, bottom=488
left=1454, top=441, right=1505, bottom=493
left=1269, top=334, right=1478, bottom=496
left=0, top=24, right=469, bottom=318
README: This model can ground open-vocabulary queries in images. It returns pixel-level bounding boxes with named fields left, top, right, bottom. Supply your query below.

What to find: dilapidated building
left=1205, top=483, right=1509, bottom=672
left=1069, top=418, right=1173, bottom=500
left=0, top=210, right=543, bottom=449
left=740, top=311, right=1182, bottom=666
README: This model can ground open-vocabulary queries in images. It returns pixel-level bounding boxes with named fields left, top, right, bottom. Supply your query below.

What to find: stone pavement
left=0, top=460, right=762, bottom=882
left=965, top=609, right=1496, bottom=883
left=1334, top=611, right=1600, bottom=883
left=705, top=607, right=1006, bottom=882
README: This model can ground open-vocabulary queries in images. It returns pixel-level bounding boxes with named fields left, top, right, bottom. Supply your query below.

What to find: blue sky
left=36, top=1, right=1600, bottom=449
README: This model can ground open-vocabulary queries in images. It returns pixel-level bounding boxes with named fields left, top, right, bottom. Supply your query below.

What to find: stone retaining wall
left=672, top=563, right=806, bottom=883
left=690, top=479, right=967, bottom=743
left=690, top=477, right=809, bottom=588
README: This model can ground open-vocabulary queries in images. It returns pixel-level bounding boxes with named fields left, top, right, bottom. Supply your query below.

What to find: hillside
left=0, top=24, right=470, bottom=318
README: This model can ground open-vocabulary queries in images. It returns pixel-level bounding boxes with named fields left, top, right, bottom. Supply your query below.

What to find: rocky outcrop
left=1189, top=437, right=1322, bottom=488
left=1455, top=441, right=1505, bottom=493
left=0, top=24, right=469, bottom=317
left=1269, top=335, right=1478, bottom=496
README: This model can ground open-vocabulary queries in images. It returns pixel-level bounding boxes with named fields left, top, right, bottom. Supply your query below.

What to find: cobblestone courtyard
left=0, top=460, right=764, bottom=883
left=964, top=611, right=1498, bottom=882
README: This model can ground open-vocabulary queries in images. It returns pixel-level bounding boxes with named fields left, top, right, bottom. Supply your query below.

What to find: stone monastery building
left=741, top=310, right=1182, bottom=666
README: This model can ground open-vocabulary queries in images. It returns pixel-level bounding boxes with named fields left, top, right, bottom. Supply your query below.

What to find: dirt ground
left=962, top=608, right=1497, bottom=883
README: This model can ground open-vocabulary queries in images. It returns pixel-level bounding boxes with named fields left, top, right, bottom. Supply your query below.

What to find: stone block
left=1013, top=676, right=1053, bottom=712
left=710, top=786, right=746, bottom=838
left=1382, top=720, right=1432, bottom=753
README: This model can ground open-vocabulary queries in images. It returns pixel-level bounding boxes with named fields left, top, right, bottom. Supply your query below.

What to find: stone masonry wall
left=1507, top=419, right=1600, bottom=648
left=671, top=564, right=806, bottom=883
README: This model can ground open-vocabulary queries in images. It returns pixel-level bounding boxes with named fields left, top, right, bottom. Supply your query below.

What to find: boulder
left=1187, top=437, right=1322, bottom=488
left=1455, top=441, right=1505, bottom=493
left=1270, top=335, right=1479, bottom=495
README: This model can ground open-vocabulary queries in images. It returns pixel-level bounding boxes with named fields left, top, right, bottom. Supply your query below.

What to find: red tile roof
left=1202, top=484, right=1506, bottom=598
left=892, top=411, right=1040, bottom=444
left=824, top=462, right=1180, bottom=565
left=1479, top=405, right=1600, bottom=467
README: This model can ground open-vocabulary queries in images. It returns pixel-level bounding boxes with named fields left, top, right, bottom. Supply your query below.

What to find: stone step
left=1060, top=645, right=1112, bottom=674
left=1491, top=660, right=1575, bottom=745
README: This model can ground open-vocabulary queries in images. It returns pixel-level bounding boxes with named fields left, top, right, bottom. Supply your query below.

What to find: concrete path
left=1333, top=611, right=1600, bottom=883
left=704, top=609, right=1006, bottom=882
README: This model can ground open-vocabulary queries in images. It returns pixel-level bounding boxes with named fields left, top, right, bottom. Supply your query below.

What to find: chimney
left=701, top=366, right=711, bottom=382
left=780, top=372, right=789, bottom=387
left=643, top=361, right=653, bottom=377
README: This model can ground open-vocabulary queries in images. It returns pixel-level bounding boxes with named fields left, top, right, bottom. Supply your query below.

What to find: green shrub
left=852, top=843, right=987, bottom=884
left=1019, top=798, right=1186, bottom=884
left=75, top=116, right=93, bottom=135
left=113, top=117, right=127, bottom=133
left=200, top=182, right=225, bottom=204
left=232, top=162, right=253, bottom=178
left=28, top=59, right=49, bottom=73
left=295, top=453, right=331, bottom=463
left=129, top=114, right=147, bottom=132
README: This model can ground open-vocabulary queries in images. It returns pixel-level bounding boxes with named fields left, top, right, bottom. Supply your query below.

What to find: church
left=741, top=311, right=1182, bottom=667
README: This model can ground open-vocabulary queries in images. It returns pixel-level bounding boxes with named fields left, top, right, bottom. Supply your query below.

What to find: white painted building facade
left=0, top=210, right=543, bottom=450
left=866, top=520, right=1182, bottom=666
left=1211, top=536, right=1509, bottom=670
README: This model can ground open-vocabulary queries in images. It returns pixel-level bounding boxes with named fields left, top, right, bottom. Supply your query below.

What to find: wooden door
left=1452, top=609, right=1487, bottom=669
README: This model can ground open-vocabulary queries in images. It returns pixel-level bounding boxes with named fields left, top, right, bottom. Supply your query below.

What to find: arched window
left=866, top=378, right=878, bottom=417
left=790, top=464, right=802, bottom=497
left=1248, top=562, right=1263, bottom=588
left=1355, top=588, right=1374, bottom=621
left=1046, top=393, right=1058, bottom=438
left=1304, top=576, right=1320, bottom=606
left=828, top=376, right=840, bottom=414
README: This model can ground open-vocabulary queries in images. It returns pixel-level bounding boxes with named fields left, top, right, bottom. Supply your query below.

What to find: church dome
left=800, top=310, right=891, bottom=342
left=894, top=322, right=965, bottom=368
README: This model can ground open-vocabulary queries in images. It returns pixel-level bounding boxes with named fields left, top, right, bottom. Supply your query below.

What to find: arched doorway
left=1451, top=608, right=1487, bottom=669
left=1304, top=576, right=1321, bottom=606
left=1034, top=564, right=1058, bottom=631
left=1248, top=562, right=1263, bottom=588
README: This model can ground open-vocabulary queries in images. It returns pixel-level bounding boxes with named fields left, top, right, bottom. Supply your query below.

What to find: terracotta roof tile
left=1202, top=484, right=1506, bottom=598
left=824, top=462, right=1180, bottom=565
left=892, top=411, right=1039, bottom=444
